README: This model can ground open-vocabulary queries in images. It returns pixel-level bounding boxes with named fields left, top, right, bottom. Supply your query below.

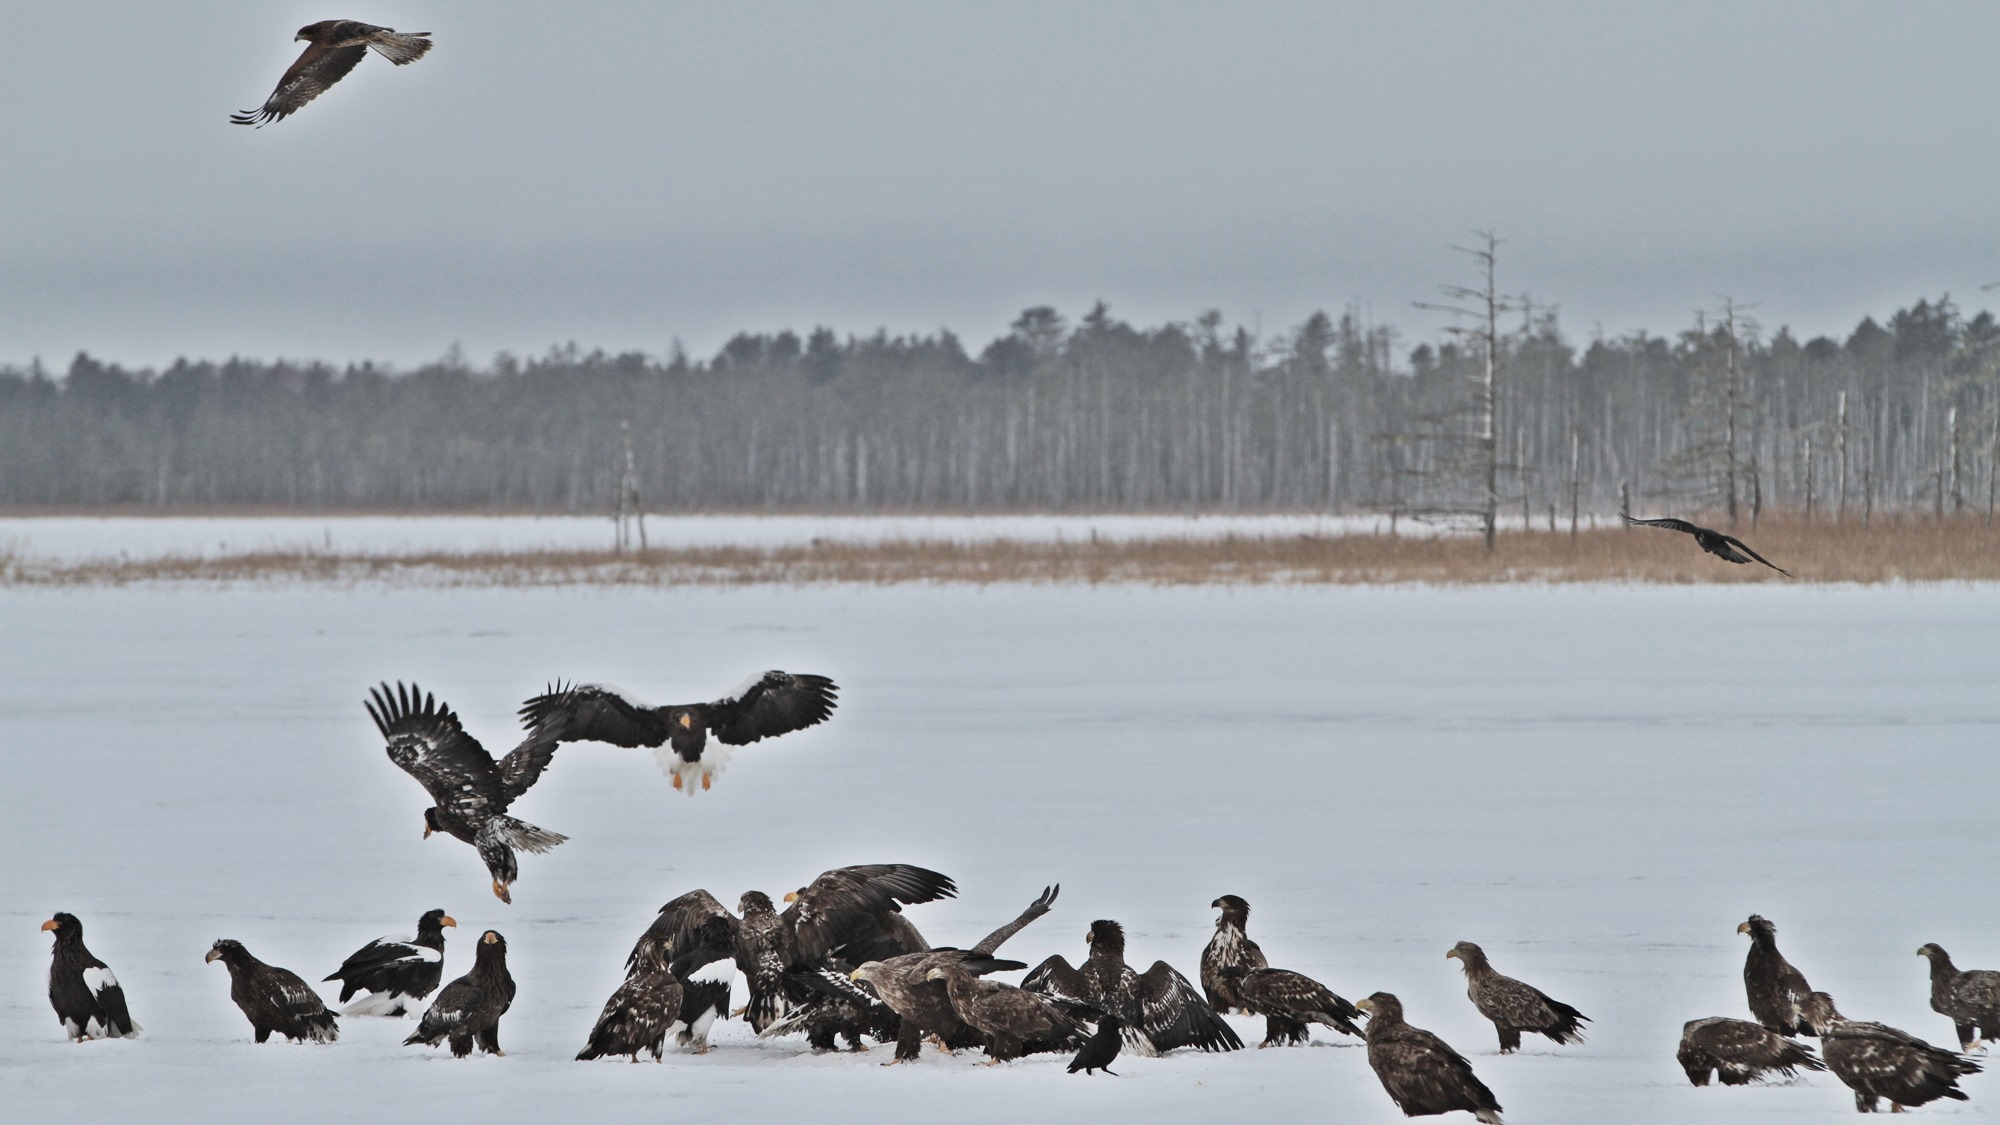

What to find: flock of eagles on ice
left=35, top=16, right=1963, bottom=1124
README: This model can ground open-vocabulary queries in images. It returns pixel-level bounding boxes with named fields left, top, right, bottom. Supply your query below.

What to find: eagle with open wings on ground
left=1023, top=919, right=1243, bottom=1055
left=518, top=671, right=838, bottom=795
left=232, top=20, right=432, bottom=127
left=365, top=681, right=579, bottom=904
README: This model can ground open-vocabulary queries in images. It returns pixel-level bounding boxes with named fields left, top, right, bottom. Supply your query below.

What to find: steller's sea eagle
left=1916, top=943, right=2000, bottom=1052
left=1677, top=1016, right=1824, bottom=1086
left=43, top=913, right=139, bottom=1041
left=232, top=21, right=432, bottom=126
left=1023, top=919, right=1242, bottom=1056
left=1622, top=515, right=1791, bottom=576
left=323, top=908, right=454, bottom=1017
left=1356, top=992, right=1503, bottom=1123
left=1446, top=941, right=1588, bottom=1053
left=406, top=929, right=515, bottom=1057
left=205, top=939, right=337, bottom=1043
left=1812, top=992, right=1982, bottom=1113
left=1739, top=914, right=1816, bottom=1036
left=518, top=671, right=838, bottom=795
left=365, top=681, right=579, bottom=904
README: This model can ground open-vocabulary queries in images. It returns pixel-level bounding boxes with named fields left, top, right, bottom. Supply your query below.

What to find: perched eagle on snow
left=205, top=939, right=338, bottom=1043
left=1916, top=942, right=2000, bottom=1052
left=43, top=913, right=139, bottom=1041
left=1811, top=992, right=1982, bottom=1113
left=1677, top=1016, right=1824, bottom=1086
left=232, top=20, right=432, bottom=126
left=519, top=672, right=838, bottom=795
left=847, top=884, right=1059, bottom=1062
left=1356, top=992, right=1503, bottom=1124
left=1202, top=894, right=1360, bottom=1047
left=1621, top=515, right=1791, bottom=576
left=633, top=863, right=955, bottom=1040
left=1739, top=914, right=1817, bottom=1036
left=323, top=908, right=454, bottom=1017
left=1446, top=941, right=1588, bottom=1053
left=406, top=929, right=515, bottom=1057
left=1023, top=919, right=1243, bottom=1055
left=366, top=681, right=579, bottom=904
left=576, top=937, right=686, bottom=1063
left=925, top=961, right=1093, bottom=1063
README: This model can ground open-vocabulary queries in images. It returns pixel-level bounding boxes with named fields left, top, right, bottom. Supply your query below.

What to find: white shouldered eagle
left=43, top=913, right=139, bottom=1042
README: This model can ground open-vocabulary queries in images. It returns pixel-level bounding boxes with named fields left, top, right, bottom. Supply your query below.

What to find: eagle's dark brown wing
left=1021, top=955, right=1093, bottom=1006
left=1622, top=514, right=1705, bottom=535
left=630, top=890, right=740, bottom=978
left=232, top=41, right=367, bottom=126
left=1717, top=534, right=1793, bottom=576
left=519, top=683, right=673, bottom=748
left=1133, top=960, right=1244, bottom=1052
left=494, top=685, right=583, bottom=802
left=702, top=671, right=839, bottom=746
left=365, top=682, right=506, bottom=816
left=785, top=864, right=956, bottom=966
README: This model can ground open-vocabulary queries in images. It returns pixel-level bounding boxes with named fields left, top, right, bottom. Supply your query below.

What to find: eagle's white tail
left=341, top=991, right=416, bottom=1018
left=653, top=745, right=732, bottom=797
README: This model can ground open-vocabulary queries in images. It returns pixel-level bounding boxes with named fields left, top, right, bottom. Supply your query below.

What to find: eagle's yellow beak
left=41, top=919, right=59, bottom=932
left=784, top=891, right=799, bottom=903
left=482, top=931, right=500, bottom=945
left=440, top=915, right=457, bottom=929
left=1736, top=922, right=1751, bottom=935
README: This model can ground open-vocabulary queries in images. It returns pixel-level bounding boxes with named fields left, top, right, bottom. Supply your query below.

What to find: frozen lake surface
left=5, top=582, right=1996, bottom=1122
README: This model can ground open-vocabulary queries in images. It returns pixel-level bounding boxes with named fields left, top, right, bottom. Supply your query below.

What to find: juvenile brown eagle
left=848, top=884, right=1058, bottom=1062
left=323, top=908, right=454, bottom=1017
left=1739, top=914, right=1816, bottom=1036
left=406, top=930, right=515, bottom=1057
left=205, top=939, right=338, bottom=1043
left=519, top=671, right=838, bottom=795
left=1622, top=515, right=1791, bottom=576
left=1917, top=942, right=2000, bottom=1052
left=1677, top=1016, right=1824, bottom=1086
left=1356, top=992, right=1503, bottom=1124
left=366, top=681, right=578, bottom=904
left=43, top=913, right=139, bottom=1041
left=1023, top=919, right=1243, bottom=1055
left=577, top=937, right=686, bottom=1063
left=1446, top=941, right=1588, bottom=1053
left=1812, top=992, right=1982, bottom=1113
left=1202, top=894, right=1359, bottom=1047
left=1200, top=895, right=1265, bottom=1014
left=232, top=21, right=432, bottom=126
left=632, top=863, right=954, bottom=1039
left=926, top=961, right=1092, bottom=1064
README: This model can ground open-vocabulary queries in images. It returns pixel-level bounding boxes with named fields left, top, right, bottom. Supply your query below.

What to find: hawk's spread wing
left=233, top=41, right=367, bottom=126
left=366, top=682, right=506, bottom=816
left=702, top=671, right=839, bottom=746
left=519, top=683, right=672, bottom=748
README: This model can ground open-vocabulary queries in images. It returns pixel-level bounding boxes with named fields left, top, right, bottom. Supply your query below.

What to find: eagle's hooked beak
left=440, top=915, right=458, bottom=929
left=422, top=819, right=433, bottom=840
left=204, top=947, right=224, bottom=963
left=677, top=714, right=693, bottom=729
left=849, top=968, right=864, bottom=981
left=784, top=891, right=799, bottom=903
left=481, top=931, right=499, bottom=945
left=1355, top=997, right=1376, bottom=1015
left=1445, top=949, right=1459, bottom=961
left=1736, top=921, right=1752, bottom=935
left=40, top=919, right=59, bottom=932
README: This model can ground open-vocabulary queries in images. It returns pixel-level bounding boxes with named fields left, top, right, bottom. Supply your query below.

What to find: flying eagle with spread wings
left=365, top=682, right=579, bottom=905
left=518, top=671, right=839, bottom=795
left=232, top=20, right=432, bottom=127
left=1622, top=515, right=1792, bottom=576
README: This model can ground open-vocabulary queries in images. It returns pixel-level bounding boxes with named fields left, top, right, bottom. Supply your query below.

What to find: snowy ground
left=5, top=579, right=1996, bottom=1122
left=0, top=512, right=1616, bottom=564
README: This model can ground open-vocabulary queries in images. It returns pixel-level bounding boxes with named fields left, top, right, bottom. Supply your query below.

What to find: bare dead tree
left=1415, top=231, right=1519, bottom=551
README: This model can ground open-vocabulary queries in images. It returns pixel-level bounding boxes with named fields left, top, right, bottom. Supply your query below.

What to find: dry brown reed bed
left=4, top=515, right=1995, bottom=588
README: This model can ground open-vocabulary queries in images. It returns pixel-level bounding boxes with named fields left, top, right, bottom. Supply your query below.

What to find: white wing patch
left=715, top=670, right=775, bottom=705
left=342, top=991, right=417, bottom=1017
left=83, top=966, right=119, bottom=993
left=591, top=681, right=655, bottom=709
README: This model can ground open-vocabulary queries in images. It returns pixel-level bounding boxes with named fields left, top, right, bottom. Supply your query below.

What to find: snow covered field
left=5, top=579, right=1996, bottom=1122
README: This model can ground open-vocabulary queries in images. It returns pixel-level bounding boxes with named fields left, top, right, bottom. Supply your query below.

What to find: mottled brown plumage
left=1739, top=915, right=1816, bottom=1036
left=205, top=939, right=337, bottom=1043
left=232, top=20, right=432, bottom=127
left=1024, top=919, right=1242, bottom=1055
left=1357, top=992, right=1503, bottom=1124
left=1813, top=992, right=1981, bottom=1113
left=1917, top=942, right=2000, bottom=1052
left=1677, top=1016, right=1824, bottom=1086
left=1446, top=941, right=1588, bottom=1053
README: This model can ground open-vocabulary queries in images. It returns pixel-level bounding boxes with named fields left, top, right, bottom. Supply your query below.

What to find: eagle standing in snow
left=1023, top=919, right=1243, bottom=1055
left=1917, top=942, right=2000, bottom=1052
left=43, top=913, right=139, bottom=1041
left=1621, top=515, right=1792, bottom=576
left=366, top=681, right=579, bottom=904
left=847, top=884, right=1058, bottom=1062
left=1202, top=894, right=1359, bottom=1047
left=232, top=20, right=432, bottom=126
left=634, top=863, right=955, bottom=1040
left=1356, top=992, right=1503, bottom=1124
left=1811, top=992, right=1982, bottom=1113
left=577, top=937, right=686, bottom=1062
left=517, top=671, right=838, bottom=795
left=406, top=929, right=516, bottom=1057
left=1446, top=941, right=1588, bottom=1053
left=1739, top=915, right=1817, bottom=1036
left=925, top=961, right=1093, bottom=1063
left=205, top=939, right=338, bottom=1043
left=323, top=908, right=455, bottom=1017
left=1677, top=1016, right=1824, bottom=1086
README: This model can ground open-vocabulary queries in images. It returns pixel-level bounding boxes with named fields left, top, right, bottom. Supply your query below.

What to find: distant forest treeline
left=4, top=295, right=1997, bottom=519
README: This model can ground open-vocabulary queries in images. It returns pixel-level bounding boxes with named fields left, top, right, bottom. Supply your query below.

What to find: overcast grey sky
left=3, top=1, right=1995, bottom=370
